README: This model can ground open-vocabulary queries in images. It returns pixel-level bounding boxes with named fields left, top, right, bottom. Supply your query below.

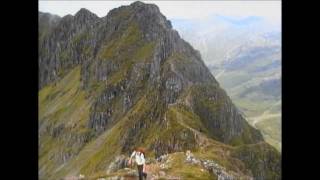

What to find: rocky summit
left=39, top=1, right=281, bottom=180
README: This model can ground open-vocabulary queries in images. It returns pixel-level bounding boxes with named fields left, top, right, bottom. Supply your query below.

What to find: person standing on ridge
left=128, top=147, right=147, bottom=180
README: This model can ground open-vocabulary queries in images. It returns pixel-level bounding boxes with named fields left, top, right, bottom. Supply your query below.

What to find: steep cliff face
left=38, top=9, right=100, bottom=89
left=39, top=1, right=280, bottom=180
left=232, top=142, right=281, bottom=179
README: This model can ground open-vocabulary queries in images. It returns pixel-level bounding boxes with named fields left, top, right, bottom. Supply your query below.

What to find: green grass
left=218, top=71, right=252, bottom=89
left=79, top=122, right=123, bottom=175
left=39, top=66, right=92, bottom=127
left=166, top=152, right=217, bottom=179
left=112, top=7, right=131, bottom=20
left=166, top=53, right=193, bottom=64
left=233, top=96, right=281, bottom=151
left=39, top=16, right=281, bottom=180
left=72, top=32, right=89, bottom=45
left=213, top=58, right=281, bottom=152
left=255, top=116, right=281, bottom=152
left=76, top=91, right=160, bottom=176
left=188, top=84, right=224, bottom=111
left=232, top=98, right=275, bottom=117
left=72, top=94, right=153, bottom=177
left=160, top=113, right=190, bottom=141
left=39, top=66, right=94, bottom=179
left=45, top=26, right=159, bottom=177
left=167, top=104, right=209, bottom=134
left=95, top=22, right=155, bottom=88
left=232, top=142, right=281, bottom=179
left=100, top=22, right=141, bottom=60
left=59, top=50, right=70, bottom=62
left=193, top=143, right=252, bottom=177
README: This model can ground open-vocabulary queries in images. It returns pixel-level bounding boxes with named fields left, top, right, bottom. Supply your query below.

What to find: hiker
left=128, top=147, right=147, bottom=180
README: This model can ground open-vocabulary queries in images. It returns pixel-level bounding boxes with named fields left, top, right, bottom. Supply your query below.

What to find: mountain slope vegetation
left=39, top=2, right=281, bottom=179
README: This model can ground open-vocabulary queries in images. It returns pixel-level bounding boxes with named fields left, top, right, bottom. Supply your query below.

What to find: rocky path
left=172, top=106, right=212, bottom=148
left=250, top=102, right=281, bottom=128
left=63, top=149, right=253, bottom=180
left=251, top=112, right=280, bottom=128
left=166, top=106, right=253, bottom=180
left=64, top=104, right=253, bottom=180
left=215, top=69, right=225, bottom=79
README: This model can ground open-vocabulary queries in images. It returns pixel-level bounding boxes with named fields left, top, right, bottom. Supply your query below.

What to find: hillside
left=39, top=1, right=281, bottom=179
left=173, top=17, right=281, bottom=151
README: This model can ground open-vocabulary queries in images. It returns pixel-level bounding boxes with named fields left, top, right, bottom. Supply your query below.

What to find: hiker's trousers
left=137, top=165, right=147, bottom=180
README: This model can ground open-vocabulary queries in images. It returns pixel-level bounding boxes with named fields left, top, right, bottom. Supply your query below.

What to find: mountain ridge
left=39, top=2, right=280, bottom=179
left=172, top=16, right=281, bottom=151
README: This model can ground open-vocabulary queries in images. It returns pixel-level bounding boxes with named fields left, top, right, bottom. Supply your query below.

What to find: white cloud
left=39, top=0, right=281, bottom=26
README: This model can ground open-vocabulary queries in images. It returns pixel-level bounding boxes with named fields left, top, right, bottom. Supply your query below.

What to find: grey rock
left=107, top=155, right=128, bottom=173
left=39, top=2, right=279, bottom=180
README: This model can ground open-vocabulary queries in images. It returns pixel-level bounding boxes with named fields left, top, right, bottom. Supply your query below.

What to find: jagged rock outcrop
left=186, top=84, right=263, bottom=145
left=106, top=155, right=128, bottom=173
left=185, top=150, right=252, bottom=180
left=39, top=1, right=280, bottom=180
left=232, top=142, right=281, bottom=180
left=39, top=9, right=100, bottom=89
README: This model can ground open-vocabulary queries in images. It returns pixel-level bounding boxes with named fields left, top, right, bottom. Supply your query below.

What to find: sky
left=39, top=1, right=281, bottom=27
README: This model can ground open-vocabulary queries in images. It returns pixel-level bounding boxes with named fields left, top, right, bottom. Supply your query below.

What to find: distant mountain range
left=172, top=15, right=281, bottom=151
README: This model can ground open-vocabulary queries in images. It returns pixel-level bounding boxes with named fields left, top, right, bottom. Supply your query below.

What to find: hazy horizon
left=39, top=0, right=281, bottom=28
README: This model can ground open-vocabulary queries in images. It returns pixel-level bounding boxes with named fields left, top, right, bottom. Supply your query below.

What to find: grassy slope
left=39, top=59, right=277, bottom=179
left=166, top=152, right=217, bottom=179
left=39, top=66, right=94, bottom=179
left=86, top=152, right=218, bottom=180
left=38, top=72, right=277, bottom=179
left=39, top=21, right=159, bottom=179
left=39, top=66, right=92, bottom=126
left=78, top=104, right=254, bottom=179
left=156, top=104, right=255, bottom=177
left=232, top=142, right=281, bottom=180
left=39, top=16, right=280, bottom=179
left=255, top=116, right=281, bottom=151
